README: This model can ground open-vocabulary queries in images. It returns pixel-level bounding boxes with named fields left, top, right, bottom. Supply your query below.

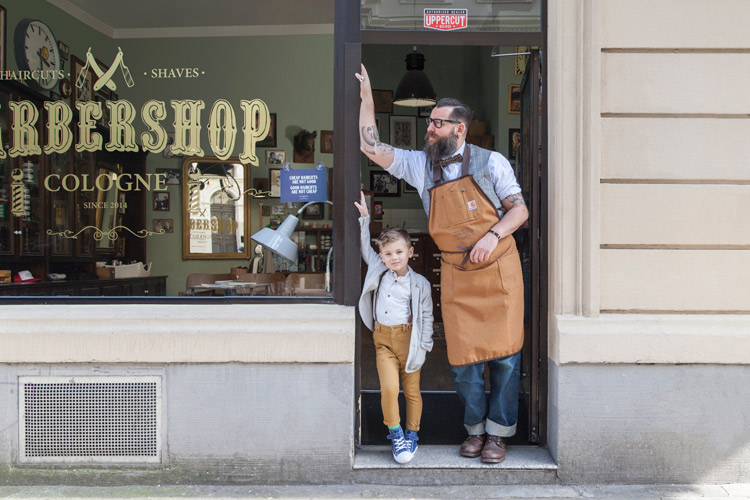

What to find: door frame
left=333, top=0, right=548, bottom=446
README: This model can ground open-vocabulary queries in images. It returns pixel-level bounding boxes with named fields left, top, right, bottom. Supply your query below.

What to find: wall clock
left=514, top=45, right=530, bottom=77
left=14, top=18, right=62, bottom=90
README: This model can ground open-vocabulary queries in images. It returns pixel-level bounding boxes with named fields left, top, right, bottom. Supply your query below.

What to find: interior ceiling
left=50, top=0, right=334, bottom=32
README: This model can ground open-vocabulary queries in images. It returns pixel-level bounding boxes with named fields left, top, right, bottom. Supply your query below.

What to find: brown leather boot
left=459, top=434, right=486, bottom=458
left=480, top=434, right=506, bottom=463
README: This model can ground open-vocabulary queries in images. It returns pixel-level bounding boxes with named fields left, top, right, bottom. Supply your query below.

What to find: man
left=356, top=64, right=528, bottom=463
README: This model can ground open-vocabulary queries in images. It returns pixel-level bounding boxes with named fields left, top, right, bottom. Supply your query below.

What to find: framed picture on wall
left=372, top=89, right=393, bottom=114
left=153, top=218, right=173, bottom=233
left=508, top=128, right=521, bottom=161
left=508, top=84, right=521, bottom=114
left=70, top=55, right=93, bottom=109
left=320, top=130, right=333, bottom=154
left=266, top=150, right=285, bottom=165
left=153, top=192, right=170, bottom=211
left=389, top=115, right=416, bottom=150
left=257, top=113, right=277, bottom=148
left=370, top=171, right=400, bottom=197
left=156, top=168, right=181, bottom=185
left=403, top=180, right=418, bottom=194
left=269, top=168, right=281, bottom=198
left=301, top=202, right=324, bottom=219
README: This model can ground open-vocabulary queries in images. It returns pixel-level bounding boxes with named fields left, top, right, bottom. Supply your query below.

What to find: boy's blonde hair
left=375, top=227, right=412, bottom=251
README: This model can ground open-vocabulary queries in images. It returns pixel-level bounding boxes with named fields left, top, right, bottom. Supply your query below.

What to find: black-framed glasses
left=425, top=117, right=460, bottom=129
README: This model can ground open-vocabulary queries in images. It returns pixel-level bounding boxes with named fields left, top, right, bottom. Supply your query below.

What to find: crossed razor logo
left=76, top=47, right=135, bottom=92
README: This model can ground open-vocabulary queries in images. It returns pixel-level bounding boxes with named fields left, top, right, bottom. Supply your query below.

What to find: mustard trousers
left=373, top=323, right=422, bottom=431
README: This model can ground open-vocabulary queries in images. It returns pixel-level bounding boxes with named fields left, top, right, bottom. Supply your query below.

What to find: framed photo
left=370, top=171, right=400, bottom=197
left=153, top=191, right=170, bottom=211
left=418, top=106, right=433, bottom=118
left=59, top=78, right=73, bottom=99
left=403, top=180, right=418, bottom=194
left=271, top=205, right=285, bottom=215
left=508, top=128, right=521, bottom=161
left=156, top=167, right=180, bottom=185
left=253, top=177, right=269, bottom=193
left=508, top=84, right=521, bottom=114
left=257, top=113, right=277, bottom=148
left=0, top=5, right=6, bottom=72
left=153, top=218, right=173, bottom=233
left=389, top=115, right=417, bottom=150
left=266, top=149, right=285, bottom=166
left=70, top=55, right=93, bottom=109
left=372, top=89, right=393, bottom=114
left=373, top=202, right=383, bottom=216
left=269, top=168, right=281, bottom=198
left=320, top=130, right=333, bottom=154
left=301, top=202, right=324, bottom=220
left=57, top=40, right=69, bottom=61
left=163, top=132, right=182, bottom=158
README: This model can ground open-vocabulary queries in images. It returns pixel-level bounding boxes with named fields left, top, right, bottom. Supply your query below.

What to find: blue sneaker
left=404, top=429, right=419, bottom=458
left=387, top=426, right=413, bottom=464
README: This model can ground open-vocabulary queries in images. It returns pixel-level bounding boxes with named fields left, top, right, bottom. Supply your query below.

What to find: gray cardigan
left=358, top=216, right=434, bottom=373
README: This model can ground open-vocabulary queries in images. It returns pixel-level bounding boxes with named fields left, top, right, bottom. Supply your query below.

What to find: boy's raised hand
left=354, top=191, right=369, bottom=217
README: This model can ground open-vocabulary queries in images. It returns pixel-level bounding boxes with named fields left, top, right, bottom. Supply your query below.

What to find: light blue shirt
left=386, top=142, right=522, bottom=203
left=375, top=269, right=412, bottom=326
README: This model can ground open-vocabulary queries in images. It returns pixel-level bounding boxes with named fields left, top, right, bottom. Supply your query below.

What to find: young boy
left=355, top=191, right=434, bottom=464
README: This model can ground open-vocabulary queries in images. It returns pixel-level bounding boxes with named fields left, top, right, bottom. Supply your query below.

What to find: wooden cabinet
left=0, top=276, right=167, bottom=297
left=0, top=81, right=149, bottom=294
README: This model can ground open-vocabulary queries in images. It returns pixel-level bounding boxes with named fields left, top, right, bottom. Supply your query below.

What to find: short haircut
left=435, top=97, right=473, bottom=128
left=376, top=227, right=412, bottom=251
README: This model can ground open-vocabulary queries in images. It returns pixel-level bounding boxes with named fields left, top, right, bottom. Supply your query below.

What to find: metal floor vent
left=19, top=376, right=161, bottom=464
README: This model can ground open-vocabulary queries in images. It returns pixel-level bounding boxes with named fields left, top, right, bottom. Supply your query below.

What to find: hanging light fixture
left=393, top=47, right=436, bottom=107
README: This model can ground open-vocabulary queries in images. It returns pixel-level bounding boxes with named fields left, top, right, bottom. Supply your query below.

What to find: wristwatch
left=488, top=229, right=502, bottom=240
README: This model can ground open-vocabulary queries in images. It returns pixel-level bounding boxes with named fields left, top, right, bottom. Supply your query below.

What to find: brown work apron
left=428, top=147, right=524, bottom=366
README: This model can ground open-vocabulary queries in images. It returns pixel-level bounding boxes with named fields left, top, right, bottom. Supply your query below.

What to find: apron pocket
left=498, top=252, right=523, bottom=292
left=438, top=187, right=480, bottom=227
left=440, top=262, right=454, bottom=303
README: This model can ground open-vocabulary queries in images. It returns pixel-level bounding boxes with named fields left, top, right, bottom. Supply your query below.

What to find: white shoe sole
left=393, top=450, right=414, bottom=464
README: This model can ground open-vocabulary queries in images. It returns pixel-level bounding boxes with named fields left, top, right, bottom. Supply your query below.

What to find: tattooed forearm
left=360, top=126, right=394, bottom=156
left=360, top=125, right=379, bottom=154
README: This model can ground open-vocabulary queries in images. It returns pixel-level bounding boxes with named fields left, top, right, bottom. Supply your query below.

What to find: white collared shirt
left=386, top=143, right=521, bottom=207
left=374, top=269, right=412, bottom=326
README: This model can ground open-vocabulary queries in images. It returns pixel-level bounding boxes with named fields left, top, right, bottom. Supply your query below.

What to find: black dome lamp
left=393, top=48, right=436, bottom=107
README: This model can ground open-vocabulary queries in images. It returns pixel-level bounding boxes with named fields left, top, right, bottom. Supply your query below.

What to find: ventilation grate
left=19, top=376, right=161, bottom=464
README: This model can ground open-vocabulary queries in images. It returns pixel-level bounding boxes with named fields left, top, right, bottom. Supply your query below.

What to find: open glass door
left=518, top=48, right=545, bottom=443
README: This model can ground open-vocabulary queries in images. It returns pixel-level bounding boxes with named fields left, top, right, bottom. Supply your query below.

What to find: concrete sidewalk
left=0, top=484, right=749, bottom=499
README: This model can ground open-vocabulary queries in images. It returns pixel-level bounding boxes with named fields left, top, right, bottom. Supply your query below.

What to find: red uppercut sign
left=424, top=9, right=468, bottom=31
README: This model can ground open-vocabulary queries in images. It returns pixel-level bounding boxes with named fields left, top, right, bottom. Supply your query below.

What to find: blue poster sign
left=280, top=168, right=327, bottom=203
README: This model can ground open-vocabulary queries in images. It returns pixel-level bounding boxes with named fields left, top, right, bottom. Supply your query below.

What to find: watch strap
left=488, top=229, right=502, bottom=240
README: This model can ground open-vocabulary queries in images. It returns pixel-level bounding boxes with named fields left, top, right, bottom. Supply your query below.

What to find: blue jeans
left=451, top=351, right=521, bottom=437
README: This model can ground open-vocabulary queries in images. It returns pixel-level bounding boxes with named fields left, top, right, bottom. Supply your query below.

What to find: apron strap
left=432, top=143, right=471, bottom=185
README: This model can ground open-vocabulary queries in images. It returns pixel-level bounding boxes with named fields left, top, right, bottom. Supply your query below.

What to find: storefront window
left=361, top=0, right=542, bottom=32
left=0, top=1, right=334, bottom=299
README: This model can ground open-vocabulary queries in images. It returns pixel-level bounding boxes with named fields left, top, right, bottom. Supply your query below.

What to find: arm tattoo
left=506, top=193, right=526, bottom=207
left=360, top=125, right=394, bottom=156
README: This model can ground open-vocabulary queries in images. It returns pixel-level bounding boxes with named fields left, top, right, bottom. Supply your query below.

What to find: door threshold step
left=355, top=445, right=556, bottom=470
left=353, top=445, right=558, bottom=485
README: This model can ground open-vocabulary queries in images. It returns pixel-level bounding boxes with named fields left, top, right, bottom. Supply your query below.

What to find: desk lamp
left=251, top=200, right=334, bottom=292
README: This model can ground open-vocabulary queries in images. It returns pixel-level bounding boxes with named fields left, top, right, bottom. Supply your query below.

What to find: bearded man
left=356, top=64, right=528, bottom=463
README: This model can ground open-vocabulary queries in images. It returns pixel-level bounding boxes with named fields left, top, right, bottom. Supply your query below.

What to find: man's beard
left=423, top=133, right=458, bottom=163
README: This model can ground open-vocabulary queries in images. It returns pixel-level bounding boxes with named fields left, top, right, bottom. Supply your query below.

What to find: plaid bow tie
left=433, top=154, right=463, bottom=169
